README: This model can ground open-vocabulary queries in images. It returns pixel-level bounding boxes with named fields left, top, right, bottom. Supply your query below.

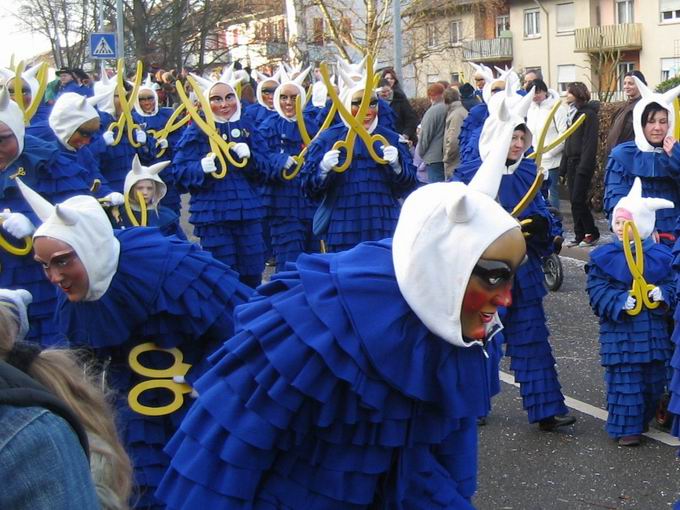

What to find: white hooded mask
left=123, top=154, right=169, bottom=210
left=16, top=179, right=120, bottom=302
left=469, top=62, right=494, bottom=102
left=0, top=64, right=41, bottom=102
left=273, top=66, right=310, bottom=122
left=0, top=88, right=25, bottom=163
left=631, top=76, right=680, bottom=153
left=612, top=177, right=674, bottom=240
left=48, top=93, right=100, bottom=151
left=133, top=74, right=159, bottom=117
left=190, top=65, right=244, bottom=122
left=392, top=127, right=521, bottom=348
left=89, top=75, right=118, bottom=118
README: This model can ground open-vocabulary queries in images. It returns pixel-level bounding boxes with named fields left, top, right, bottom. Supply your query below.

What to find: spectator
left=459, top=82, right=481, bottom=112
left=523, top=69, right=543, bottom=91
left=377, top=78, right=419, bottom=144
left=442, top=86, right=468, bottom=179
left=473, top=71, right=486, bottom=100
left=418, top=83, right=448, bottom=182
left=526, top=78, right=568, bottom=209
left=381, top=67, right=404, bottom=95
left=55, top=67, right=92, bottom=99
left=605, top=70, right=647, bottom=159
left=559, top=82, right=600, bottom=247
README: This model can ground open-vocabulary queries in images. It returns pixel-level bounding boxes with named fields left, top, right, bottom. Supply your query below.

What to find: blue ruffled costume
left=252, top=114, right=320, bottom=272
left=117, top=207, right=186, bottom=239
left=301, top=124, right=417, bottom=252
left=171, top=118, right=265, bottom=287
left=457, top=103, right=488, bottom=164
left=55, top=228, right=253, bottom=509
left=0, top=135, right=96, bottom=346
left=586, top=239, right=674, bottom=438
left=604, top=142, right=680, bottom=239
left=664, top=238, right=680, bottom=438
left=454, top=158, right=568, bottom=423
left=157, top=239, right=491, bottom=509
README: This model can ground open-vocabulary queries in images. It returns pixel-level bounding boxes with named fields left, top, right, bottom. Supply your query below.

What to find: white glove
left=201, top=154, right=217, bottom=174
left=381, top=144, right=401, bottom=174
left=623, top=295, right=637, bottom=311
left=102, top=130, right=115, bottom=146
left=232, top=142, right=250, bottom=160
left=284, top=156, right=296, bottom=170
left=540, top=166, right=549, bottom=180
left=102, top=192, right=125, bottom=206
left=320, top=149, right=340, bottom=175
left=158, top=138, right=169, bottom=149
left=398, top=134, right=409, bottom=144
left=0, top=210, right=35, bottom=238
left=134, top=129, right=147, bottom=144
left=648, top=286, right=664, bottom=303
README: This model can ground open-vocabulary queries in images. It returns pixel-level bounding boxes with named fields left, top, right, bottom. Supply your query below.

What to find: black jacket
left=389, top=89, right=419, bottom=143
left=560, top=100, right=600, bottom=178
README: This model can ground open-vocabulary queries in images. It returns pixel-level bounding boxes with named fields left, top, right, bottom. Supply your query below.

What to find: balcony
left=574, top=23, right=642, bottom=53
left=462, top=36, right=512, bottom=62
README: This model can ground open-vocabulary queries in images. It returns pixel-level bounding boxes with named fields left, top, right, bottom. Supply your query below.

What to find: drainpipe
left=533, top=0, right=551, bottom=86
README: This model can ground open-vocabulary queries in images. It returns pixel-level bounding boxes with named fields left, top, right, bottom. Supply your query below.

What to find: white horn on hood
left=15, top=178, right=55, bottom=222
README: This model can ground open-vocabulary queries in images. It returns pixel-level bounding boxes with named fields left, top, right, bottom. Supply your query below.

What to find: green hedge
left=655, top=75, right=680, bottom=93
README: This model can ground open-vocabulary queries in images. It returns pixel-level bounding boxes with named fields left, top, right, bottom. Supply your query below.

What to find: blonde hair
left=0, top=307, right=132, bottom=510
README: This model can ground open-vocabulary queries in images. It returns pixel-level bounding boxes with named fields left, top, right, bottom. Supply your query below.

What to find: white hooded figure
left=123, top=154, right=169, bottom=211
left=273, top=67, right=310, bottom=122
left=49, top=92, right=100, bottom=151
left=0, top=64, right=42, bottom=109
left=630, top=76, right=680, bottom=153
left=133, top=74, right=160, bottom=117
left=190, top=65, right=243, bottom=123
left=0, top=87, right=26, bottom=166
left=611, top=177, right=674, bottom=241
left=251, top=67, right=281, bottom=113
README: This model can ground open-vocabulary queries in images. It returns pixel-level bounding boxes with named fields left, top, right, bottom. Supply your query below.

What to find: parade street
left=477, top=234, right=680, bottom=509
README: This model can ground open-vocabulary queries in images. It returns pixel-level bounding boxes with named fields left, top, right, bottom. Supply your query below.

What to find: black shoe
left=538, top=415, right=576, bottom=432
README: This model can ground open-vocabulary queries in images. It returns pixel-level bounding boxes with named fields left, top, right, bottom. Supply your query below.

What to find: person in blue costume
left=604, top=78, right=680, bottom=245
left=156, top=142, right=528, bottom=509
left=55, top=67, right=93, bottom=98
left=243, top=69, right=280, bottom=125
left=252, top=67, right=322, bottom=272
left=132, top=74, right=184, bottom=216
left=587, top=179, right=675, bottom=447
left=0, top=64, right=53, bottom=141
left=458, top=64, right=499, bottom=165
left=87, top=75, right=158, bottom=193
left=119, top=154, right=186, bottom=238
left=301, top=76, right=417, bottom=253
left=453, top=87, right=577, bottom=432
left=171, top=68, right=265, bottom=288
left=0, top=89, right=106, bottom=347
left=17, top=179, right=254, bottom=509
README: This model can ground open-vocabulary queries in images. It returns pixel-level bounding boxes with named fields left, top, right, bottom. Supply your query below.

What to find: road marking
left=499, top=370, right=680, bottom=446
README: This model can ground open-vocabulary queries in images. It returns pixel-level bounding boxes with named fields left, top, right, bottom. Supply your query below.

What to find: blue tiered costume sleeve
left=454, top=157, right=567, bottom=423
left=0, top=135, right=98, bottom=347
left=251, top=114, right=320, bottom=271
left=457, top=103, right=488, bottom=164
left=604, top=142, right=680, bottom=237
left=171, top=119, right=265, bottom=282
left=665, top=238, right=680, bottom=438
left=588, top=240, right=674, bottom=439
left=300, top=124, right=417, bottom=252
left=157, top=239, right=490, bottom=509
left=55, top=228, right=253, bottom=509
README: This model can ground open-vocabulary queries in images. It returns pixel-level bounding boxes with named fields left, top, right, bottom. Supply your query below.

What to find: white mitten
left=232, top=143, right=250, bottom=160
left=320, top=149, right=340, bottom=176
left=201, top=154, right=217, bottom=174
left=382, top=145, right=401, bottom=174
left=102, top=192, right=125, bottom=206
left=102, top=130, right=115, bottom=146
left=623, top=295, right=637, bottom=311
left=0, top=210, right=35, bottom=238
left=158, top=138, right=169, bottom=149
left=648, top=286, right=664, bottom=303
left=284, top=156, right=296, bottom=170
left=134, top=129, right=147, bottom=144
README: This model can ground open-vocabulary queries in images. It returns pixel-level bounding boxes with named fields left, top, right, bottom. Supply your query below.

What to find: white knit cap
left=49, top=93, right=100, bottom=151
left=0, top=88, right=25, bottom=159
left=123, top=154, right=169, bottom=208
left=16, top=179, right=120, bottom=302
left=632, top=76, right=680, bottom=152
left=612, top=177, right=674, bottom=240
left=393, top=127, right=521, bottom=348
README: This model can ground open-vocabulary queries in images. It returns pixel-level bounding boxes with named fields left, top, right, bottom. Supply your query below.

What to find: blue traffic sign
left=90, top=33, right=117, bottom=59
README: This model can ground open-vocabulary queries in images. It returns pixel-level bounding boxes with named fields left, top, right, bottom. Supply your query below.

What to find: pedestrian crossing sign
left=90, top=33, right=117, bottom=59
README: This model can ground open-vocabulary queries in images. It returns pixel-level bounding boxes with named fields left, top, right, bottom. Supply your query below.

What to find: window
left=616, top=0, right=634, bottom=23
left=617, top=62, right=634, bottom=90
left=660, top=0, right=680, bottom=22
left=556, top=3, right=574, bottom=33
left=426, top=24, right=438, bottom=48
left=312, top=18, right=324, bottom=44
left=427, top=74, right=439, bottom=85
left=496, top=15, right=510, bottom=37
left=661, top=57, right=680, bottom=81
left=449, top=20, right=462, bottom=45
left=524, top=9, right=540, bottom=38
left=557, top=64, right=576, bottom=93
left=450, top=72, right=460, bottom=84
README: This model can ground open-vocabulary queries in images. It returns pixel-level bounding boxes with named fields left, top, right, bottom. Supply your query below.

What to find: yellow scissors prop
left=176, top=76, right=247, bottom=179
left=0, top=209, right=32, bottom=256
left=319, top=57, right=390, bottom=173
left=107, top=59, right=144, bottom=148
left=148, top=104, right=191, bottom=158
left=11, top=61, right=48, bottom=125
left=513, top=100, right=586, bottom=220
left=123, top=190, right=148, bottom=227
left=282, top=93, right=339, bottom=180
left=127, top=343, right=195, bottom=416
left=622, top=220, right=659, bottom=316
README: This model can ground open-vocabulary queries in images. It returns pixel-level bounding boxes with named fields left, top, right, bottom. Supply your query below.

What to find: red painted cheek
left=462, top=287, right=491, bottom=312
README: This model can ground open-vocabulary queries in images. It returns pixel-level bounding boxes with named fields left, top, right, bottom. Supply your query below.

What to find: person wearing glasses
left=243, top=69, right=280, bottom=125
left=157, top=137, right=527, bottom=510
left=0, top=65, right=53, bottom=141
left=171, top=70, right=265, bottom=288
left=301, top=79, right=417, bottom=253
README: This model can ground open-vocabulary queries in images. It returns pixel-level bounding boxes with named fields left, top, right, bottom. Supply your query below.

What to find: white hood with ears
left=49, top=92, right=100, bottom=150
left=612, top=177, right=675, bottom=240
left=631, top=76, right=680, bottom=152
left=123, top=154, right=169, bottom=209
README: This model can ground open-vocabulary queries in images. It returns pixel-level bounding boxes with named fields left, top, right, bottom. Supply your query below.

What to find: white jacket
left=525, top=90, right=568, bottom=170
